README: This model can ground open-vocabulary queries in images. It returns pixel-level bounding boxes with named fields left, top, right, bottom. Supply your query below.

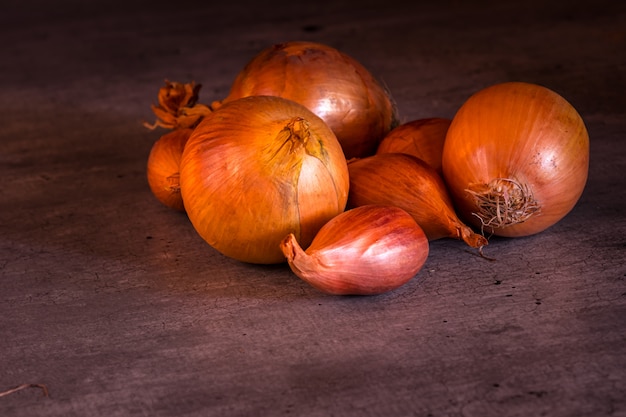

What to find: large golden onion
left=442, top=82, right=589, bottom=237
left=214, top=41, right=398, bottom=159
left=180, top=95, right=350, bottom=264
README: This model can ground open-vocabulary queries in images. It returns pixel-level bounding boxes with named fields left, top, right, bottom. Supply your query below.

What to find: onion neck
left=273, top=117, right=310, bottom=154
left=280, top=233, right=318, bottom=281
left=286, top=117, right=310, bottom=148
left=274, top=117, right=334, bottom=164
left=458, top=225, right=488, bottom=249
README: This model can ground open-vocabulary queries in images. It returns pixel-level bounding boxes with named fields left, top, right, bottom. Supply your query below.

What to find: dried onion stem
left=466, top=178, right=541, bottom=231
left=165, top=173, right=181, bottom=193
left=144, top=80, right=212, bottom=130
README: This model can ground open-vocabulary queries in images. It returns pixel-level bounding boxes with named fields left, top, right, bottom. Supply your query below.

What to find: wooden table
left=2, top=0, right=625, bottom=416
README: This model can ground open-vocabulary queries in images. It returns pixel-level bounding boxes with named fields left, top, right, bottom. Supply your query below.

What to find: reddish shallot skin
left=280, top=205, right=429, bottom=296
left=442, top=82, right=590, bottom=237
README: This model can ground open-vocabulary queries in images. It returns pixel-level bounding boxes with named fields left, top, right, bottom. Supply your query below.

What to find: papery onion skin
left=442, top=82, right=590, bottom=237
left=180, top=95, right=349, bottom=264
left=215, top=41, right=398, bottom=159
left=347, top=153, right=487, bottom=248
left=376, top=117, right=451, bottom=175
left=280, top=205, right=429, bottom=295
left=146, top=128, right=193, bottom=211
left=144, top=80, right=212, bottom=130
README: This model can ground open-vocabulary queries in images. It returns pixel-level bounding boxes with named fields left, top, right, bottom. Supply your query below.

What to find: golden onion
left=180, top=95, right=350, bottom=264
left=146, top=128, right=192, bottom=211
left=213, top=41, right=398, bottom=159
left=442, top=82, right=589, bottom=237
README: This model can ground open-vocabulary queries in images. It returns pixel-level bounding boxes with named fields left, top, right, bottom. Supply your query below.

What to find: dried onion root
left=466, top=178, right=541, bottom=232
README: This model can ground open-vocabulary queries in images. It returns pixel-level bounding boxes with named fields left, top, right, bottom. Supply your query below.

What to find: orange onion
left=442, top=82, right=589, bottom=237
left=347, top=153, right=487, bottom=249
left=212, top=41, right=398, bottom=159
left=146, top=128, right=192, bottom=211
left=179, top=95, right=349, bottom=264
left=376, top=117, right=451, bottom=175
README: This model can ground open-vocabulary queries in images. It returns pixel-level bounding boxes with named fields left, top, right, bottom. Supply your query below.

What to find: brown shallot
left=376, top=117, right=451, bottom=175
left=347, top=153, right=487, bottom=249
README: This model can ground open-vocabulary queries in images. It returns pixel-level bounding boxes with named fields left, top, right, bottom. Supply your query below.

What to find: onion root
left=466, top=178, right=541, bottom=232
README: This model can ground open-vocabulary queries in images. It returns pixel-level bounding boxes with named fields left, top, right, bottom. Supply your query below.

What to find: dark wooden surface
left=1, top=0, right=625, bottom=416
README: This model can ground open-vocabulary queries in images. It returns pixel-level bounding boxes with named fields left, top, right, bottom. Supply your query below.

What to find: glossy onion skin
left=280, top=205, right=429, bottom=295
left=376, top=117, right=451, bottom=175
left=219, top=41, right=398, bottom=159
left=179, top=95, right=349, bottom=264
left=442, top=82, right=590, bottom=237
left=146, top=128, right=193, bottom=211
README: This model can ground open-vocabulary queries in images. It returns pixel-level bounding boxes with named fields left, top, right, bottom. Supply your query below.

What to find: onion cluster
left=144, top=41, right=589, bottom=296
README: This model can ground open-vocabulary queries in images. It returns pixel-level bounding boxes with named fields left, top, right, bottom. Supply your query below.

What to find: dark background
left=1, top=1, right=625, bottom=416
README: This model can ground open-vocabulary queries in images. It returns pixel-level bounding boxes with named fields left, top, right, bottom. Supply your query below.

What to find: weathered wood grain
left=1, top=0, right=624, bottom=416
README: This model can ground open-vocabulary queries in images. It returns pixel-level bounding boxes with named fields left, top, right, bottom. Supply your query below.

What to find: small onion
left=376, top=117, right=451, bottom=175
left=442, top=82, right=589, bottom=237
left=280, top=205, right=429, bottom=295
left=146, top=128, right=192, bottom=211
left=213, top=41, right=398, bottom=159
left=180, top=95, right=349, bottom=264
left=347, top=153, right=488, bottom=249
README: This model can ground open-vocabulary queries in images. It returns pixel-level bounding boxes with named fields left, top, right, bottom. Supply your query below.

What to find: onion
left=280, top=205, right=429, bottom=295
left=179, top=95, right=350, bottom=264
left=442, top=82, right=589, bottom=237
left=376, top=117, right=451, bottom=175
left=347, top=153, right=488, bottom=249
left=213, top=41, right=398, bottom=159
left=146, top=128, right=192, bottom=211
